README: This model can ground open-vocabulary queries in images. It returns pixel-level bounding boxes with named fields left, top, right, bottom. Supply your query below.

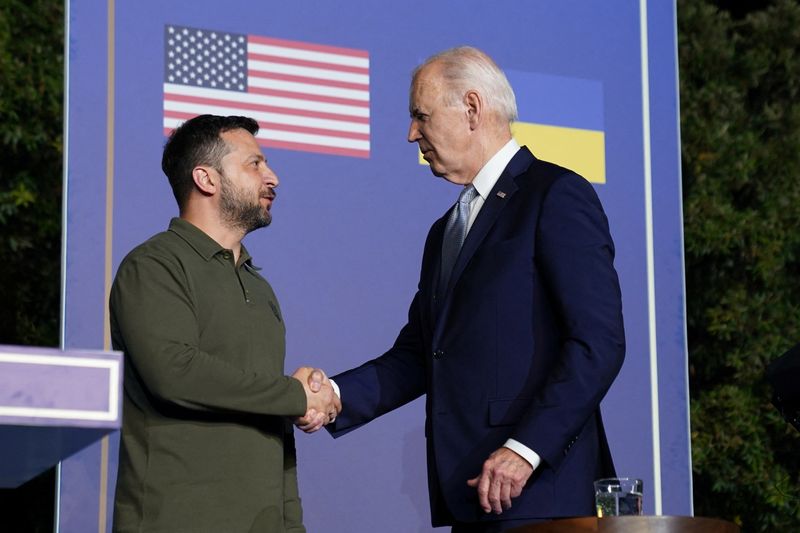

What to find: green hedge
left=679, top=0, right=800, bottom=530
left=0, top=0, right=63, bottom=348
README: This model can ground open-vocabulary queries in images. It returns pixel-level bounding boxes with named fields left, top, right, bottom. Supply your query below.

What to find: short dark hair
left=161, top=114, right=259, bottom=209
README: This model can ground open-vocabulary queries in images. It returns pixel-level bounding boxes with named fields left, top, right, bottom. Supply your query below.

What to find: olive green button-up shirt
left=110, top=218, right=307, bottom=533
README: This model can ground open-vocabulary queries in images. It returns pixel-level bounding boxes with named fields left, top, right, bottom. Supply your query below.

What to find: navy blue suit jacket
left=329, top=147, right=625, bottom=525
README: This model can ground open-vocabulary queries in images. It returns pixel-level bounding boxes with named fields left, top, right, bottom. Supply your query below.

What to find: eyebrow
left=247, top=153, right=266, bottom=164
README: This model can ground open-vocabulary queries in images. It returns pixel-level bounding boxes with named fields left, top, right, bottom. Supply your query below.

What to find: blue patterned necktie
left=440, top=184, right=478, bottom=290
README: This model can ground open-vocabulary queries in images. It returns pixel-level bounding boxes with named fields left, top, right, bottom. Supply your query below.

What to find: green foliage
left=0, top=0, right=62, bottom=529
left=0, top=0, right=63, bottom=347
left=679, top=0, right=800, bottom=529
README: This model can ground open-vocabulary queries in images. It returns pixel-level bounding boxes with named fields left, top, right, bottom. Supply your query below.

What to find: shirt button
left=433, top=350, right=444, bottom=359
left=222, top=253, right=231, bottom=260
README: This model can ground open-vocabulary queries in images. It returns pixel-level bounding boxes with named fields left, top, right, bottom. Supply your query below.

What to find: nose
left=407, top=119, right=421, bottom=143
left=263, top=165, right=279, bottom=188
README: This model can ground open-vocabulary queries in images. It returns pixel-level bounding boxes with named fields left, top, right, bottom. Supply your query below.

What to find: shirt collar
left=167, top=217, right=253, bottom=265
left=470, top=139, right=520, bottom=200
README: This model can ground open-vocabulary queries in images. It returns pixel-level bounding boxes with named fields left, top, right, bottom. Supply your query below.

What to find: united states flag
left=163, top=25, right=370, bottom=158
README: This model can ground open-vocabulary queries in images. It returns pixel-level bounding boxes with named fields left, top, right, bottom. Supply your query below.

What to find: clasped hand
left=291, top=367, right=341, bottom=433
left=467, top=447, right=534, bottom=514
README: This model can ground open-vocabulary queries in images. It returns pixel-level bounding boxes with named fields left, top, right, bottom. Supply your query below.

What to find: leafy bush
left=0, top=0, right=63, bottom=347
left=679, top=0, right=800, bottom=529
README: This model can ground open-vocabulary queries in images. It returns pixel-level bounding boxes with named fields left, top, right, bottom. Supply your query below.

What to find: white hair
left=412, top=46, right=518, bottom=123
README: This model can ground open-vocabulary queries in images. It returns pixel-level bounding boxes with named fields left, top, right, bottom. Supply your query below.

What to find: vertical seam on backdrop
left=60, top=4, right=71, bottom=353
left=671, top=0, right=694, bottom=515
left=98, top=436, right=110, bottom=532
left=103, top=0, right=115, bottom=360
left=57, top=0, right=72, bottom=529
left=640, top=0, right=663, bottom=515
left=99, top=0, right=115, bottom=531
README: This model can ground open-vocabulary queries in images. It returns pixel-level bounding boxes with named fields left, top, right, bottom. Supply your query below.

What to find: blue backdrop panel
left=62, top=1, right=689, bottom=531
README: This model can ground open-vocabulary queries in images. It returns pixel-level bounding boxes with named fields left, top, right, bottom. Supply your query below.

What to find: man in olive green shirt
left=110, top=114, right=339, bottom=533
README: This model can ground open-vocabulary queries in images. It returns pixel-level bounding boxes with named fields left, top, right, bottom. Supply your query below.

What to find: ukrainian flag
left=419, top=70, right=606, bottom=184
left=507, top=70, right=605, bottom=184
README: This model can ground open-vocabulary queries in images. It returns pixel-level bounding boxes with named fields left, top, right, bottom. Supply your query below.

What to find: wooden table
left=508, top=516, right=740, bottom=533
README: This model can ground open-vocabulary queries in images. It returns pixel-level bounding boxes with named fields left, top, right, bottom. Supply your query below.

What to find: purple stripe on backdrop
left=61, top=2, right=690, bottom=532
left=647, top=0, right=693, bottom=515
left=59, top=0, right=116, bottom=531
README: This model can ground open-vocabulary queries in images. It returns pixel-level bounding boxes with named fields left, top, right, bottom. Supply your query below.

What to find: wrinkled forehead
left=413, top=61, right=445, bottom=89
left=409, top=63, right=446, bottom=108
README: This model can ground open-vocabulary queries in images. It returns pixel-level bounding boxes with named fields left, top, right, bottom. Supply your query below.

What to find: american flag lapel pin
left=496, top=191, right=507, bottom=199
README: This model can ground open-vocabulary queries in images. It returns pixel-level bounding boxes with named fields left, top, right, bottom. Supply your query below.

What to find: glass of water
left=593, top=477, right=643, bottom=517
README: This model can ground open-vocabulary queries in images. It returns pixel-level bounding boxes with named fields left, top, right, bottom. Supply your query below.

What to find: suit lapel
left=433, top=147, right=535, bottom=341
left=444, top=147, right=534, bottom=295
left=428, top=217, right=448, bottom=321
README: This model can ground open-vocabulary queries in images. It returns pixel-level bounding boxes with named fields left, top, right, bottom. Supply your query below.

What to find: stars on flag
left=165, top=25, right=247, bottom=90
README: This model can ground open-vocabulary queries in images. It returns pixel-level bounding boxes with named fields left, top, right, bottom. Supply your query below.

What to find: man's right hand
left=291, top=367, right=341, bottom=433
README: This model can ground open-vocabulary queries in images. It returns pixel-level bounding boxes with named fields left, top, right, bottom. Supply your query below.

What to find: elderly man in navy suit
left=301, top=46, right=625, bottom=532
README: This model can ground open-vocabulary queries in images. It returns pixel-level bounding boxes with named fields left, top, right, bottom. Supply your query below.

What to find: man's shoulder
left=516, top=155, right=594, bottom=199
left=118, top=228, right=188, bottom=269
left=518, top=154, right=581, bottom=184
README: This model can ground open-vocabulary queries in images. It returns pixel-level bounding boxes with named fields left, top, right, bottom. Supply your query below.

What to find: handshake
left=291, top=367, right=341, bottom=433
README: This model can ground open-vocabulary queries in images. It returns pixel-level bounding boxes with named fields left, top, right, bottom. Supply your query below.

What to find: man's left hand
left=467, top=447, right=534, bottom=514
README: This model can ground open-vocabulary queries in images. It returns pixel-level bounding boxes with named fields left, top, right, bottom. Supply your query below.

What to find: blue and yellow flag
left=507, top=70, right=605, bottom=184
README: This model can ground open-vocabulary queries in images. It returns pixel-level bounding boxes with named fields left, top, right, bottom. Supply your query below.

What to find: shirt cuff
left=503, top=439, right=541, bottom=470
left=329, top=378, right=341, bottom=400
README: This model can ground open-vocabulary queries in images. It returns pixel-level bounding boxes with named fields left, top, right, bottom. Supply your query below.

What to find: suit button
left=433, top=350, right=445, bottom=359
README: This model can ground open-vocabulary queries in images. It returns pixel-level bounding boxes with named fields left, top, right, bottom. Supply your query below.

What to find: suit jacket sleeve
left=511, top=173, right=625, bottom=470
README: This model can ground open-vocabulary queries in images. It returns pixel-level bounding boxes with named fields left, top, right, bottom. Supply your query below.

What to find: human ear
left=192, top=167, right=217, bottom=195
left=465, top=90, right=483, bottom=130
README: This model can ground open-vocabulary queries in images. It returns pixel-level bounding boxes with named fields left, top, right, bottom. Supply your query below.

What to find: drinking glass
left=593, top=477, right=643, bottom=517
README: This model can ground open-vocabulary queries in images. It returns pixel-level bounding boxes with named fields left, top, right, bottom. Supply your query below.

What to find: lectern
left=0, top=345, right=122, bottom=488
left=509, top=516, right=740, bottom=533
